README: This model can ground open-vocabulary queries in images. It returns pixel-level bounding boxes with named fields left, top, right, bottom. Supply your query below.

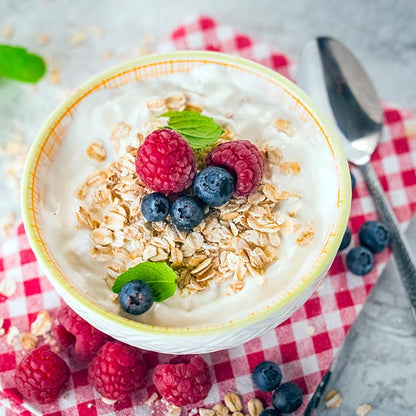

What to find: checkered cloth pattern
left=1, top=15, right=416, bottom=416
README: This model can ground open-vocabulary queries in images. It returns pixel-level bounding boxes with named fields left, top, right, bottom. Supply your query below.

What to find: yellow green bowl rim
left=21, top=50, right=351, bottom=337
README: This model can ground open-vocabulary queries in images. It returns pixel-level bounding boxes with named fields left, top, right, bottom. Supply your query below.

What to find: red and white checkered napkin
left=1, top=15, right=416, bottom=416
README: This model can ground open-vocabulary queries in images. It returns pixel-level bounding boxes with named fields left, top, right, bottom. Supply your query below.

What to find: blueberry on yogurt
left=194, top=166, right=235, bottom=207
left=118, top=280, right=153, bottom=315
left=170, top=196, right=205, bottom=231
left=141, top=192, right=170, bottom=222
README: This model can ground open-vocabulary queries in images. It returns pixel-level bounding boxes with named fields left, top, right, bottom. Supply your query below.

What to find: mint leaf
left=161, top=110, right=224, bottom=149
left=112, top=262, right=177, bottom=302
left=0, top=45, right=46, bottom=83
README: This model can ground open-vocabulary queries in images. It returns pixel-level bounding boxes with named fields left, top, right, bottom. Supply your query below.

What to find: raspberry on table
left=136, top=129, right=197, bottom=194
left=15, top=346, right=70, bottom=404
left=51, top=318, right=76, bottom=349
left=153, top=355, right=212, bottom=406
left=57, top=305, right=108, bottom=361
left=88, top=341, right=146, bottom=401
left=206, top=139, right=264, bottom=197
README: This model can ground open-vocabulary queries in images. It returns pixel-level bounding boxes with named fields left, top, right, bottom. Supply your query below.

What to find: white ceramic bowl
left=21, top=51, right=351, bottom=354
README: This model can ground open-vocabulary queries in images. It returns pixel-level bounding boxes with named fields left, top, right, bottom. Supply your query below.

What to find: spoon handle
left=359, top=162, right=416, bottom=321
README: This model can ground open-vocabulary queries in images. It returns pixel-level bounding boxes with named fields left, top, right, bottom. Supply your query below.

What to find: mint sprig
left=112, top=262, right=177, bottom=302
left=0, top=45, right=46, bottom=83
left=161, top=110, right=224, bottom=149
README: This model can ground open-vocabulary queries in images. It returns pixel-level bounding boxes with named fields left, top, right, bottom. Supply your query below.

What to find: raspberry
left=57, top=305, right=108, bottom=361
left=153, top=355, right=211, bottom=406
left=88, top=341, right=146, bottom=400
left=51, top=318, right=76, bottom=349
left=15, top=346, right=70, bottom=404
left=206, top=140, right=264, bottom=196
left=136, top=129, right=197, bottom=194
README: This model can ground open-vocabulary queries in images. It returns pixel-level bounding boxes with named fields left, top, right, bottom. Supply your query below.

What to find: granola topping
left=75, top=106, right=311, bottom=299
left=42, top=65, right=339, bottom=326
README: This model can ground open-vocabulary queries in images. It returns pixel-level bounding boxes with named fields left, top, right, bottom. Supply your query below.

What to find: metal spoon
left=297, top=37, right=416, bottom=321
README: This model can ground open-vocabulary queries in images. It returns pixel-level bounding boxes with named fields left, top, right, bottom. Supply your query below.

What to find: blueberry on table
left=259, top=409, right=282, bottom=416
left=338, top=227, right=352, bottom=251
left=252, top=361, right=282, bottom=391
left=170, top=196, right=204, bottom=231
left=194, top=166, right=235, bottom=207
left=346, top=246, right=375, bottom=275
left=350, top=171, right=356, bottom=191
left=118, top=280, right=153, bottom=315
left=272, top=382, right=303, bottom=413
left=141, top=192, right=170, bottom=222
left=359, top=221, right=390, bottom=253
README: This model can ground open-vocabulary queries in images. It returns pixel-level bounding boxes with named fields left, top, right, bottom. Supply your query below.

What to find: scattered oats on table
left=6, top=325, right=19, bottom=345
left=0, top=212, right=16, bottom=237
left=0, top=277, right=17, bottom=297
left=2, top=24, right=14, bottom=39
left=89, top=24, right=105, bottom=38
left=30, top=310, right=52, bottom=336
left=356, top=403, right=372, bottom=416
left=21, top=332, right=39, bottom=350
left=324, top=389, right=343, bottom=409
left=37, top=32, right=52, bottom=45
left=247, top=398, right=264, bottom=416
left=69, top=29, right=87, bottom=47
left=101, top=50, right=115, bottom=60
left=49, top=68, right=61, bottom=85
left=224, top=392, right=243, bottom=412
left=305, top=325, right=316, bottom=335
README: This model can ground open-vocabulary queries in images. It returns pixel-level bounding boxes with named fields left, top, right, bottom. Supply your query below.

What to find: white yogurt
left=40, top=65, right=338, bottom=327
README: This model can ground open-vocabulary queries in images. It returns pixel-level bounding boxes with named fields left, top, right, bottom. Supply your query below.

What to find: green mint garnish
left=112, top=261, right=177, bottom=302
left=161, top=110, right=224, bottom=149
left=0, top=45, right=46, bottom=83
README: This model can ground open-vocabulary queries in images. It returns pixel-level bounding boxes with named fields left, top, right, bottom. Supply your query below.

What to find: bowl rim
left=21, top=50, right=351, bottom=337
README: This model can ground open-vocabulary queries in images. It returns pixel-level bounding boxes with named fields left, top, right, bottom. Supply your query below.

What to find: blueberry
left=170, top=196, right=204, bottom=231
left=359, top=221, right=390, bottom=253
left=271, top=382, right=303, bottom=413
left=252, top=361, right=282, bottom=391
left=350, top=171, right=356, bottom=191
left=118, top=280, right=153, bottom=315
left=346, top=246, right=374, bottom=275
left=194, top=166, right=235, bottom=207
left=259, top=409, right=282, bottom=416
left=141, top=192, right=170, bottom=222
left=338, top=227, right=352, bottom=251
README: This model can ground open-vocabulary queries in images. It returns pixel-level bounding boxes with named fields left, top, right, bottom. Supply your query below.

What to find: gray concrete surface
left=317, top=215, right=416, bottom=416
